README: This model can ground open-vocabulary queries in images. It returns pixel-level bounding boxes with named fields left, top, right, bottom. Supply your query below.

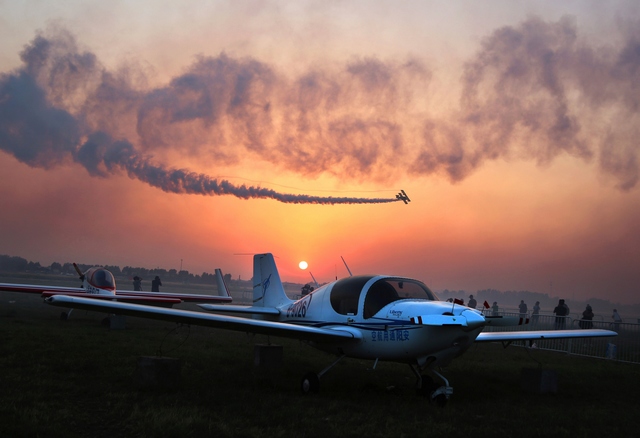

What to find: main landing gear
left=301, top=354, right=346, bottom=394
left=410, top=365, right=453, bottom=407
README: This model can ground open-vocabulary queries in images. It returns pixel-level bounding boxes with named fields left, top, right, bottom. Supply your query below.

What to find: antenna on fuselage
left=340, top=256, right=353, bottom=277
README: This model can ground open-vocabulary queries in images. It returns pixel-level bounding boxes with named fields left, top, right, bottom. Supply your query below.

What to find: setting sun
left=298, top=261, right=308, bottom=270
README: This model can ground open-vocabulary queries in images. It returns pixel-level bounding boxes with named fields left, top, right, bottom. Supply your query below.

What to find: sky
left=1, top=1, right=639, bottom=305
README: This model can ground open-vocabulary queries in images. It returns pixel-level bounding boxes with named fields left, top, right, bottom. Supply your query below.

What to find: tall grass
left=1, top=291, right=639, bottom=437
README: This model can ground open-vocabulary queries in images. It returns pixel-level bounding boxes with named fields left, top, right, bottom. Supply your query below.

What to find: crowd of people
left=453, top=295, right=624, bottom=330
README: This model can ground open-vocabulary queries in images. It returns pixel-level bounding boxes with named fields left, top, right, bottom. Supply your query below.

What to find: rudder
left=252, top=253, right=291, bottom=308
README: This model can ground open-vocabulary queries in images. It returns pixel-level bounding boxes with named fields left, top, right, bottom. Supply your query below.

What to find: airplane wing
left=0, top=283, right=84, bottom=294
left=1, top=266, right=232, bottom=304
left=114, top=290, right=232, bottom=303
left=45, top=295, right=362, bottom=343
left=40, top=291, right=181, bottom=305
left=475, top=329, right=616, bottom=343
left=198, top=304, right=280, bottom=315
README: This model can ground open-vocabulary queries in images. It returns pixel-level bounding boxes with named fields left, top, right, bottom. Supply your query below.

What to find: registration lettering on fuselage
left=286, top=294, right=312, bottom=318
left=371, top=329, right=410, bottom=342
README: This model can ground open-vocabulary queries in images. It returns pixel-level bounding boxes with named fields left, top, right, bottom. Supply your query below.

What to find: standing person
left=491, top=301, right=499, bottom=316
left=468, top=294, right=477, bottom=309
left=152, top=275, right=162, bottom=292
left=518, top=300, right=528, bottom=319
left=553, top=299, right=568, bottom=329
left=531, top=301, right=540, bottom=326
left=133, top=276, right=142, bottom=291
left=612, top=309, right=622, bottom=331
left=580, top=305, right=594, bottom=329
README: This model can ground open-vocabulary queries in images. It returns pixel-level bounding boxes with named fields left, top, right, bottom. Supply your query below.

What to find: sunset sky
left=1, top=1, right=639, bottom=304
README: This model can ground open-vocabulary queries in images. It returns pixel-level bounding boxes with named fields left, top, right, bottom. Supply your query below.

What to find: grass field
left=1, top=289, right=639, bottom=437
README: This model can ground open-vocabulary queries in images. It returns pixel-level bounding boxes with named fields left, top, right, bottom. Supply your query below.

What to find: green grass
left=1, top=291, right=639, bottom=437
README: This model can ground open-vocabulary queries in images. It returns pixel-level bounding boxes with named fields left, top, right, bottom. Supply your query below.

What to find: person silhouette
left=580, top=305, right=594, bottom=329
left=531, top=301, right=540, bottom=325
left=553, top=299, right=568, bottom=329
left=152, top=276, right=162, bottom=292
left=611, top=309, right=622, bottom=331
left=519, top=300, right=528, bottom=319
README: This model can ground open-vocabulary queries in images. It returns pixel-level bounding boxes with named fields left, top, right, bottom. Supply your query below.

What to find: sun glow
left=298, top=261, right=308, bottom=270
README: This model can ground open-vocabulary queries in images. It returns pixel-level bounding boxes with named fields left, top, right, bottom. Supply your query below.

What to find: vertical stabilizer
left=214, top=268, right=231, bottom=298
left=252, top=253, right=292, bottom=308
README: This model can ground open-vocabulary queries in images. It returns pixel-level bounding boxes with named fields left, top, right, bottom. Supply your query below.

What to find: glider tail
left=252, top=253, right=292, bottom=308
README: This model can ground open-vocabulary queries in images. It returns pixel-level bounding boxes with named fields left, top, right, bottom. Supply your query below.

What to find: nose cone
left=462, top=309, right=486, bottom=330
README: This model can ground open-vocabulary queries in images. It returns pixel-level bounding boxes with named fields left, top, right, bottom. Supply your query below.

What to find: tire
left=301, top=372, right=320, bottom=394
left=432, top=393, right=448, bottom=407
left=416, top=374, right=436, bottom=397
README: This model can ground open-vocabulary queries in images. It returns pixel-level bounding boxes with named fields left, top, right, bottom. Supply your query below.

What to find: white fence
left=482, top=312, right=640, bottom=364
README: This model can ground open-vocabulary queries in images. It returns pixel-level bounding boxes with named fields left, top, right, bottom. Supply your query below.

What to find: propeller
left=72, top=263, right=85, bottom=280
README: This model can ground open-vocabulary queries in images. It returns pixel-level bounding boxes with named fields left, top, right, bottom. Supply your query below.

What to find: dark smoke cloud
left=0, top=30, right=401, bottom=204
left=412, top=16, right=640, bottom=190
left=2, top=17, right=640, bottom=202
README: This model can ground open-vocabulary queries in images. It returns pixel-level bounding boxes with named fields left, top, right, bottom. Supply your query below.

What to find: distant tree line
left=0, top=254, right=232, bottom=285
left=2, top=254, right=637, bottom=315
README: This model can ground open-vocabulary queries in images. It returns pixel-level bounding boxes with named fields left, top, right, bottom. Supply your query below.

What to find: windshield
left=330, top=275, right=439, bottom=317
left=364, top=278, right=439, bottom=319
left=90, top=269, right=116, bottom=289
left=385, top=279, right=439, bottom=301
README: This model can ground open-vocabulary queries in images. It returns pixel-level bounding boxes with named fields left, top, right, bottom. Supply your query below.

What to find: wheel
left=432, top=393, right=448, bottom=407
left=416, top=374, right=437, bottom=397
left=301, top=372, right=320, bottom=394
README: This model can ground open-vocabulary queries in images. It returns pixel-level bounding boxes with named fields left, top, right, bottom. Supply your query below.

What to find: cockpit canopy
left=330, top=275, right=439, bottom=318
left=88, top=268, right=116, bottom=290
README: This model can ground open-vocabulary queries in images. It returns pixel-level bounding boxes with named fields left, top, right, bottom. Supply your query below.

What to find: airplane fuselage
left=266, top=277, right=485, bottom=367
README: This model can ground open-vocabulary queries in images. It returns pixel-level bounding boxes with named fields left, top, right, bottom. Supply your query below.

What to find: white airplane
left=44, top=253, right=616, bottom=404
left=0, top=263, right=231, bottom=319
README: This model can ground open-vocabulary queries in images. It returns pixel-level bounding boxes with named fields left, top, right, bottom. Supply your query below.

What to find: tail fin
left=252, top=253, right=292, bottom=308
left=214, top=268, right=231, bottom=299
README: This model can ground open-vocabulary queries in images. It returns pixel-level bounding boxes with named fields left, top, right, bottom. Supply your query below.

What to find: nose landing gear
left=410, top=365, right=453, bottom=407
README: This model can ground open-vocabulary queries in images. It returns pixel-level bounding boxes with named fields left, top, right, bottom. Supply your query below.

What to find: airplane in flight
left=44, top=253, right=616, bottom=405
left=0, top=263, right=231, bottom=319
left=395, top=190, right=411, bottom=204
